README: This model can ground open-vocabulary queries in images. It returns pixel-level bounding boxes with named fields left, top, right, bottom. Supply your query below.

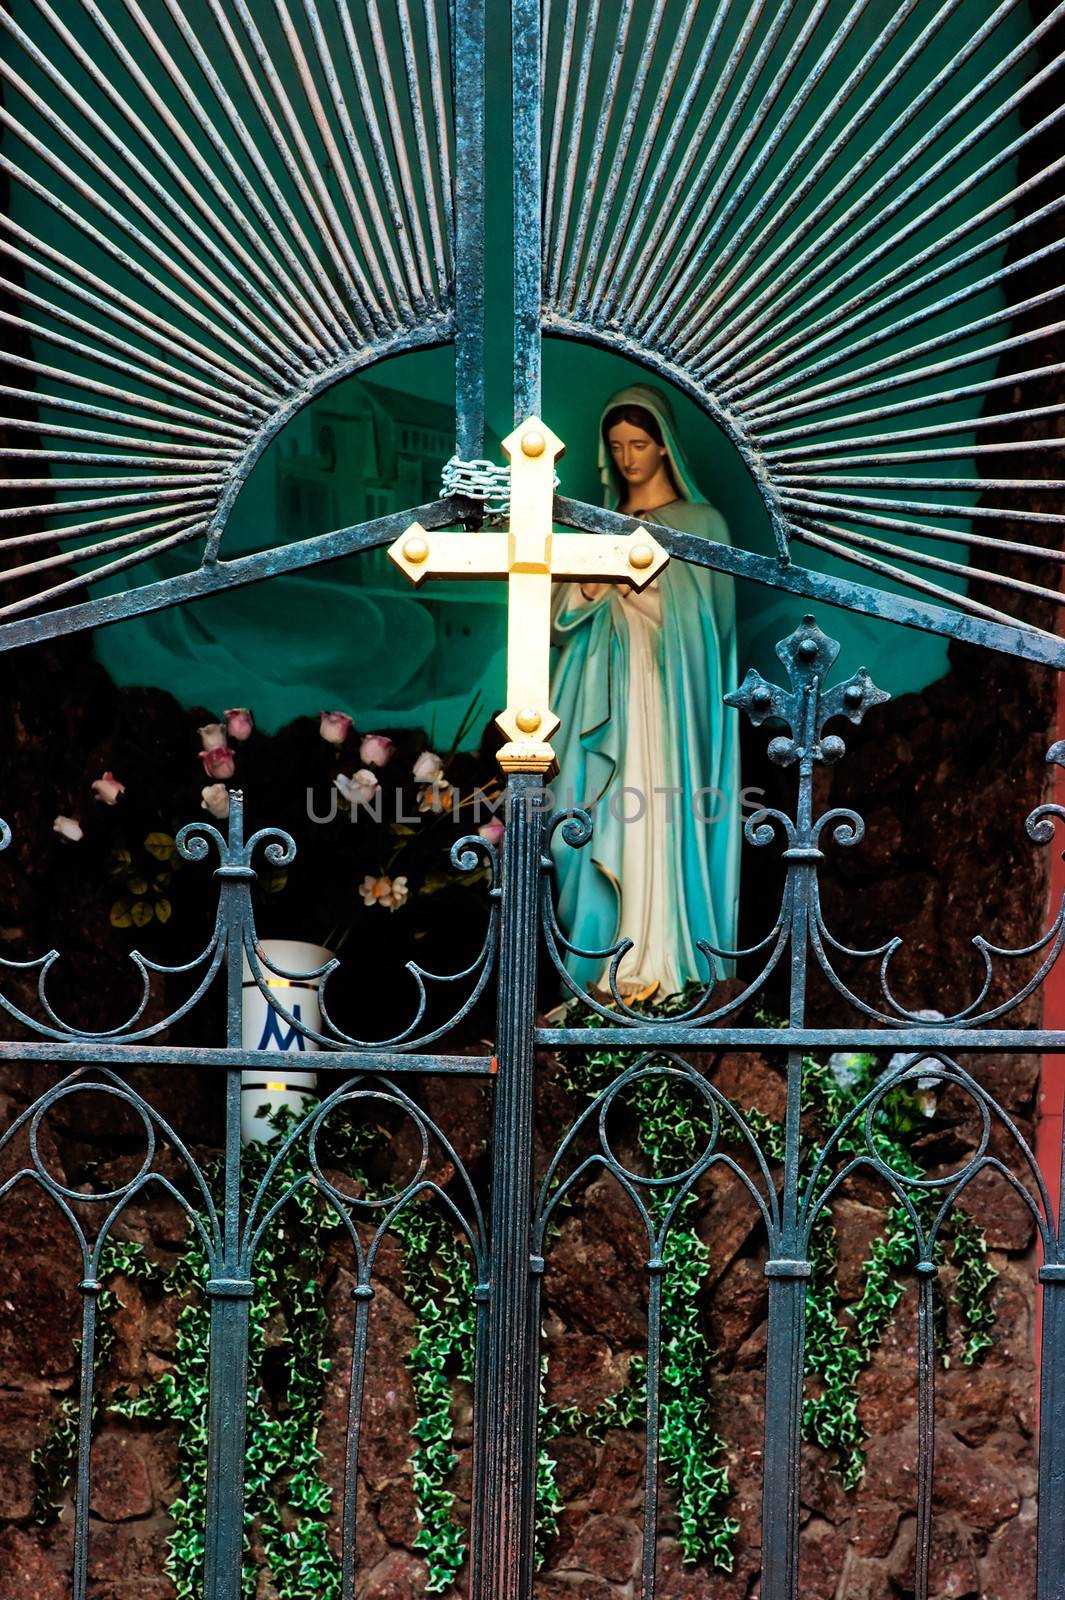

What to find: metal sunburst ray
left=541, top=0, right=1065, bottom=643
left=0, top=0, right=457, bottom=621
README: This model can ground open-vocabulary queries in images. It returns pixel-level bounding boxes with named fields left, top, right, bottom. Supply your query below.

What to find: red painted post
left=1036, top=670, right=1065, bottom=1385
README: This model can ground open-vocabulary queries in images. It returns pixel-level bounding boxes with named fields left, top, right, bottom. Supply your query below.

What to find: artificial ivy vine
left=110, top=1129, right=339, bottom=1599
left=31, top=1016, right=999, bottom=1592
left=33, top=1111, right=476, bottom=1597
left=547, top=1005, right=743, bottom=1571
left=397, top=1198, right=477, bottom=1587
left=548, top=993, right=999, bottom=1568
left=799, top=1048, right=998, bottom=1485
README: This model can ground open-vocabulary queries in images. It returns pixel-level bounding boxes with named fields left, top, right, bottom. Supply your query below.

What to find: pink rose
left=319, top=710, right=352, bottom=745
left=201, top=784, right=230, bottom=819
left=224, top=707, right=254, bottom=742
left=92, top=772, right=125, bottom=805
left=199, top=746, right=235, bottom=780
left=359, top=733, right=394, bottom=767
left=53, top=814, right=83, bottom=842
left=198, top=722, right=227, bottom=750
left=478, top=817, right=504, bottom=846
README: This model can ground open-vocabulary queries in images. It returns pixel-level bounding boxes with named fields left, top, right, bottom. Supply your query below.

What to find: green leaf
left=154, top=898, right=172, bottom=924
left=130, top=899, right=153, bottom=928
left=108, top=847, right=131, bottom=879
left=419, top=869, right=453, bottom=896
left=109, top=898, right=132, bottom=929
left=144, top=831, right=176, bottom=861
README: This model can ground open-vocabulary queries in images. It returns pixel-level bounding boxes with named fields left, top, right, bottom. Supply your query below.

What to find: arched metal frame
left=2, top=5, right=1065, bottom=1600
left=523, top=0, right=1065, bottom=671
left=0, top=0, right=1062, bottom=664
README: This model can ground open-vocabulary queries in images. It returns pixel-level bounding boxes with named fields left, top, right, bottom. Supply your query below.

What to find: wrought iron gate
left=2, top=2, right=1065, bottom=1598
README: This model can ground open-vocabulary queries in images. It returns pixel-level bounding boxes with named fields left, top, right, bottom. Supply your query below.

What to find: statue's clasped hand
left=580, top=581, right=632, bottom=602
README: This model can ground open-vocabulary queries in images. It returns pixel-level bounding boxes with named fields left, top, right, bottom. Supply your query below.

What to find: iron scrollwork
left=0, top=1069, right=220, bottom=1599
left=541, top=616, right=891, bottom=1025
left=534, top=1051, right=779, bottom=1590
left=536, top=613, right=1065, bottom=1600
left=2, top=613, right=1065, bottom=1600
left=0, top=794, right=501, bottom=1054
left=544, top=615, right=1065, bottom=1034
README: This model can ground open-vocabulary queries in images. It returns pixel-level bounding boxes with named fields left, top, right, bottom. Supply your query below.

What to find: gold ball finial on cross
left=402, top=534, right=430, bottom=564
left=388, top=417, right=670, bottom=775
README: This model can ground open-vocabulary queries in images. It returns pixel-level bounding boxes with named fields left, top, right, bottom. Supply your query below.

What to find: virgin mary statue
left=549, top=383, right=741, bottom=999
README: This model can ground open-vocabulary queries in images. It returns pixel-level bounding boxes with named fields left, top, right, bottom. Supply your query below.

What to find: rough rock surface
left=0, top=75, right=1061, bottom=1598
left=0, top=609, right=1053, bottom=1598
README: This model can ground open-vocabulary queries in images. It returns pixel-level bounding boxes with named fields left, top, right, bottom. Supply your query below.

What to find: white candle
left=240, top=939, right=332, bottom=1145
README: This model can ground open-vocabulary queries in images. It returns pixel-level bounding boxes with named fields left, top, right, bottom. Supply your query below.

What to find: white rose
left=335, top=770, right=380, bottom=808
left=201, top=783, right=230, bottom=819
left=413, top=749, right=443, bottom=783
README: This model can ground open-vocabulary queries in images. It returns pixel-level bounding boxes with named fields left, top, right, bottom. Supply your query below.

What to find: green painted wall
left=3, top=0, right=1035, bottom=739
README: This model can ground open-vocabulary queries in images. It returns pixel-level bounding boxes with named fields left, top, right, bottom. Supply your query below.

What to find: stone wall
left=2, top=48, right=1063, bottom=1582
left=0, top=614, right=1058, bottom=1599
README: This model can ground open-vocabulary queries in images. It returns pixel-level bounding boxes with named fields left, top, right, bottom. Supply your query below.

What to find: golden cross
left=388, top=417, right=669, bottom=773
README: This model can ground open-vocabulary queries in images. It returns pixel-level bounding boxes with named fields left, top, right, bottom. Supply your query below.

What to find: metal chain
left=441, top=455, right=562, bottom=521
left=441, top=455, right=512, bottom=518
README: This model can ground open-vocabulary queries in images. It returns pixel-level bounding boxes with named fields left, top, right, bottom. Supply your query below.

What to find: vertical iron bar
left=454, top=0, right=486, bottom=458
left=340, top=1285, right=374, bottom=1600
left=477, top=772, right=544, bottom=1600
left=512, top=0, right=542, bottom=423
left=71, top=1281, right=100, bottom=1600
left=203, top=793, right=254, bottom=1600
left=640, top=1263, right=664, bottom=1600
left=202, top=1272, right=253, bottom=1600
left=1039, top=1268, right=1065, bottom=1598
left=761, top=1069, right=809, bottom=1600
left=468, top=1283, right=492, bottom=1600
left=762, top=1254, right=807, bottom=1599
left=520, top=1252, right=546, bottom=1586
left=914, top=1267, right=937, bottom=1600
left=761, top=680, right=819, bottom=1600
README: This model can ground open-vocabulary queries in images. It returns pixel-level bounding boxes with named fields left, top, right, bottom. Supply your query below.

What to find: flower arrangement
left=50, top=695, right=501, bottom=1026
left=306, top=697, right=501, bottom=955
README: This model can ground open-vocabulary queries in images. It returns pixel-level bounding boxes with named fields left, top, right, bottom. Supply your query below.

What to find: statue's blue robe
left=548, top=391, right=742, bottom=996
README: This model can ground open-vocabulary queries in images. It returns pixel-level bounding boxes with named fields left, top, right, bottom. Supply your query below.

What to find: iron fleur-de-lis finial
left=725, top=615, right=889, bottom=767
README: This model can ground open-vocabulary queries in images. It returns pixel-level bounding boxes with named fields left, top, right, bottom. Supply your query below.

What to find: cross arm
left=388, top=525, right=669, bottom=589
left=385, top=415, right=671, bottom=774
left=388, top=526, right=509, bottom=584
left=543, top=530, right=669, bottom=589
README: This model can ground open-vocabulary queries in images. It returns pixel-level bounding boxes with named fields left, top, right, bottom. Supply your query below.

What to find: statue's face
left=606, top=421, right=668, bottom=489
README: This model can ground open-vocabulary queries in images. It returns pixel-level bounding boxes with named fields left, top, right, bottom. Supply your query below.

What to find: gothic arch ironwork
left=2, top=6, right=1065, bottom=1600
